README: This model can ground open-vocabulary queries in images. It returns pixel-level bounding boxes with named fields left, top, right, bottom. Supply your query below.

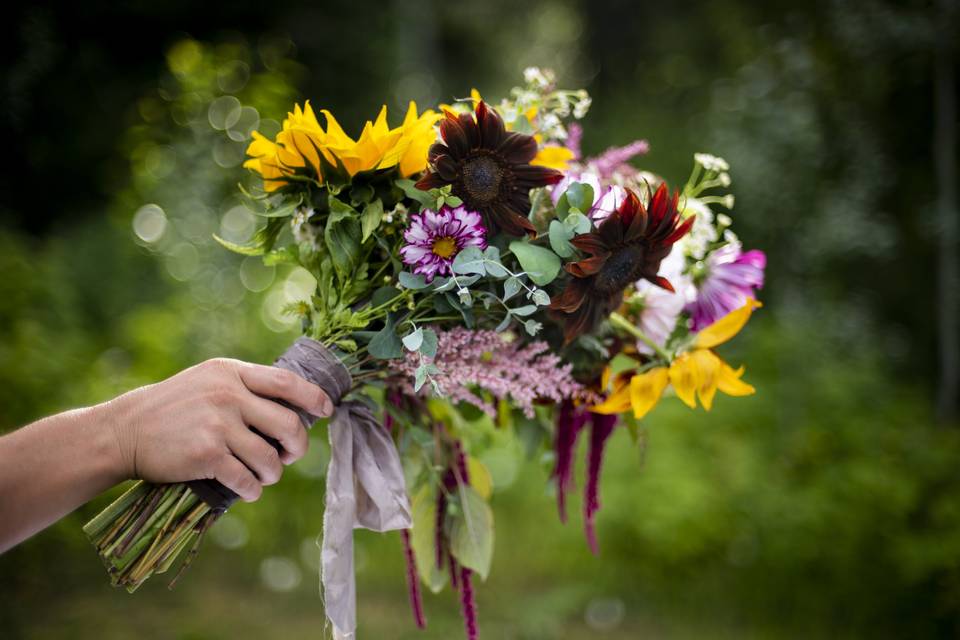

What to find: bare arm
left=0, top=357, right=333, bottom=553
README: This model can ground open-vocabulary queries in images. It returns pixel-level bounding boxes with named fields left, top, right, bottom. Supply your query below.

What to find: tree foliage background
left=1, top=1, right=959, bottom=638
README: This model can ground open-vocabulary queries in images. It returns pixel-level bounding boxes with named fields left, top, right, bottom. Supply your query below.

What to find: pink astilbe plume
left=588, top=139, right=650, bottom=178
left=566, top=122, right=583, bottom=159
left=390, top=328, right=582, bottom=417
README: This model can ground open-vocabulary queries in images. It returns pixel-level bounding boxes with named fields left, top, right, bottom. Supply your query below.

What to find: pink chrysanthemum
left=686, top=243, right=766, bottom=331
left=400, top=206, right=486, bottom=282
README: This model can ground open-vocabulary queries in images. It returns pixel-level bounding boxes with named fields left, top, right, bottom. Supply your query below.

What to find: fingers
left=213, top=454, right=263, bottom=502
left=226, top=426, right=284, bottom=486
left=238, top=395, right=309, bottom=465
left=236, top=363, right=332, bottom=418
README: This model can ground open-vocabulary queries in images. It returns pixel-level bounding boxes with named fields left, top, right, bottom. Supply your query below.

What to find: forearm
left=0, top=399, right=126, bottom=553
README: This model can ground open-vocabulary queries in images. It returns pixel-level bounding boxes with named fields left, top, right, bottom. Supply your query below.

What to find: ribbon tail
left=321, top=408, right=358, bottom=637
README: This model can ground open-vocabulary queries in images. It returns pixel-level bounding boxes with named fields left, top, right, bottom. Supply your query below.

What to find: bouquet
left=85, top=68, right=766, bottom=639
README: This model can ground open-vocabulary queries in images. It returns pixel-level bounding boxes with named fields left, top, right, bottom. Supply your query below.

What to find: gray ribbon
left=192, top=337, right=412, bottom=639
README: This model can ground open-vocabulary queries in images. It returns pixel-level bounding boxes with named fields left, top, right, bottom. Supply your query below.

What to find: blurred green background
left=2, top=1, right=959, bottom=638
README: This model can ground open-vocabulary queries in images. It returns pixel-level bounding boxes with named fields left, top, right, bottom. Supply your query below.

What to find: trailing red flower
left=552, top=399, right=589, bottom=523
left=549, top=183, right=694, bottom=344
left=584, top=412, right=618, bottom=555
left=400, top=529, right=427, bottom=629
left=416, top=100, right=563, bottom=237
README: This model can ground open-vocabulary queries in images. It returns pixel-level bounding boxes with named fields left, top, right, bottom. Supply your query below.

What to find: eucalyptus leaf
left=420, top=328, right=438, bottom=358
left=565, top=211, right=593, bottom=234
left=451, top=246, right=486, bottom=276
left=398, top=271, right=428, bottom=290
left=511, top=305, right=538, bottom=317
left=509, top=241, right=561, bottom=286
left=403, top=327, right=424, bottom=352
left=548, top=219, right=575, bottom=258
left=523, top=319, right=543, bottom=335
left=564, top=182, right=595, bottom=214
left=530, top=289, right=551, bottom=306
left=503, top=277, right=521, bottom=302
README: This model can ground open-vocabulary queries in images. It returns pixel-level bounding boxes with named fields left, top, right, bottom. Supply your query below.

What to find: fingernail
left=323, top=396, right=334, bottom=416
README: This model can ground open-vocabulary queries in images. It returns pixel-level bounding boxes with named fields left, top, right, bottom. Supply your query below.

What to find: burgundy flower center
left=461, top=153, right=504, bottom=204
left=593, top=244, right=647, bottom=295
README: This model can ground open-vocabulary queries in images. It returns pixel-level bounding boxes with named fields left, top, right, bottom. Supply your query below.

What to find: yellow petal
left=628, top=367, right=669, bottom=419
left=532, top=145, right=575, bottom=170
left=590, top=382, right=632, bottom=414
left=717, top=361, right=756, bottom=397
left=690, top=350, right=721, bottom=410
left=470, top=88, right=483, bottom=105
left=669, top=353, right=700, bottom=409
left=524, top=105, right=539, bottom=121
left=693, top=298, right=762, bottom=349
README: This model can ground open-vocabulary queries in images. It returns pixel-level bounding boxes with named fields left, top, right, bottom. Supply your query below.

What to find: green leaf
left=512, top=305, right=537, bottom=317
left=255, top=194, right=303, bottom=218
left=325, top=196, right=361, bottom=284
left=449, top=485, right=494, bottom=580
left=609, top=352, right=641, bottom=378
left=548, top=220, right=575, bottom=258
left=368, top=314, right=404, bottom=360
left=414, top=363, right=440, bottom=392
left=395, top=178, right=435, bottom=206
left=403, top=327, right=424, bottom=352
left=411, top=487, right=448, bottom=593
left=530, top=289, right=551, bottom=306
left=503, top=277, right=521, bottom=302
left=451, top=246, right=486, bottom=276
left=371, top=285, right=400, bottom=307
left=398, top=271, right=429, bottom=290
left=420, top=328, right=438, bottom=358
left=508, top=241, right=561, bottom=286
left=213, top=233, right=265, bottom=256
left=564, top=182, right=595, bottom=214
left=565, top=211, right=593, bottom=234
left=523, top=319, right=542, bottom=335
left=360, top=199, right=384, bottom=242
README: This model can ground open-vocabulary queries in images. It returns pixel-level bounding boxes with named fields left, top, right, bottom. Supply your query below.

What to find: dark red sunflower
left=415, top=100, right=563, bottom=237
left=549, top=183, right=694, bottom=344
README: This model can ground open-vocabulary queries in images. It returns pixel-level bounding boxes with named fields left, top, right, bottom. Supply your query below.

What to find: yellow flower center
left=432, top=236, right=458, bottom=259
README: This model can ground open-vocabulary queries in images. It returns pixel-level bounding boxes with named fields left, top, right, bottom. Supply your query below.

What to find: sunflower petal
left=693, top=298, right=762, bottom=349
left=590, top=382, right=632, bottom=415
left=690, top=350, right=721, bottom=410
left=668, top=353, right=700, bottom=409
left=629, top=367, right=669, bottom=419
left=717, top=361, right=756, bottom=397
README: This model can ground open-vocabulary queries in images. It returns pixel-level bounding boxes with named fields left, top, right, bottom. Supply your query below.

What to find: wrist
left=92, top=390, right=140, bottom=484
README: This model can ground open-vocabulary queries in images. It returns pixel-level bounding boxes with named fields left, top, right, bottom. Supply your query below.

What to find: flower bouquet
left=84, top=68, right=765, bottom=639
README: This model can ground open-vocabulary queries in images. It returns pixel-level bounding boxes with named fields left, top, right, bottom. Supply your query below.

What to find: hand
left=105, top=358, right=333, bottom=502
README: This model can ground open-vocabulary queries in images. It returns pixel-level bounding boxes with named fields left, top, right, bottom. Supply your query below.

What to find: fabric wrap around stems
left=189, top=337, right=412, bottom=639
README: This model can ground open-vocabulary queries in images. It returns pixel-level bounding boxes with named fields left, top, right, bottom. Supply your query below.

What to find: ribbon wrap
left=189, top=337, right=412, bottom=639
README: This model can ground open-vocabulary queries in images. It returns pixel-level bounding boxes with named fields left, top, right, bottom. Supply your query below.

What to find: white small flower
left=718, top=172, right=732, bottom=187
left=694, top=152, right=730, bottom=172
left=722, top=194, right=736, bottom=209
left=716, top=213, right=732, bottom=228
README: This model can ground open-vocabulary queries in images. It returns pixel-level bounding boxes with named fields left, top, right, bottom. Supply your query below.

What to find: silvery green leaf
left=483, top=246, right=501, bottom=262
left=503, top=277, right=521, bottom=302
left=548, top=219, right=575, bottom=258
left=432, top=276, right=458, bottom=292
left=530, top=289, right=551, bottom=306
left=403, top=327, right=424, bottom=352
left=524, top=319, right=543, bottom=335
left=564, top=182, right=595, bottom=214
left=414, top=364, right=429, bottom=392
left=512, top=305, right=538, bottom=317
left=564, top=211, right=593, bottom=234
left=451, top=246, right=486, bottom=275
left=398, top=271, right=428, bottom=290
left=508, top=241, right=561, bottom=286
left=495, top=314, right=511, bottom=332
left=484, top=260, right=509, bottom=279
left=458, top=289, right=473, bottom=306
left=420, top=328, right=438, bottom=358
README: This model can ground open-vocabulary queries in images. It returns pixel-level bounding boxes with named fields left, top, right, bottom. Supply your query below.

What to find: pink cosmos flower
left=400, top=206, right=486, bottom=282
left=686, top=243, right=766, bottom=331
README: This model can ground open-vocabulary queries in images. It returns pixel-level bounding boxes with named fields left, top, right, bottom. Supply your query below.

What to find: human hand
left=104, top=358, right=333, bottom=502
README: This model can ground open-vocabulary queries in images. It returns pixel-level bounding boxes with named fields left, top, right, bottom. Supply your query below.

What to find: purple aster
left=400, top=206, right=486, bottom=282
left=685, top=243, right=766, bottom=331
